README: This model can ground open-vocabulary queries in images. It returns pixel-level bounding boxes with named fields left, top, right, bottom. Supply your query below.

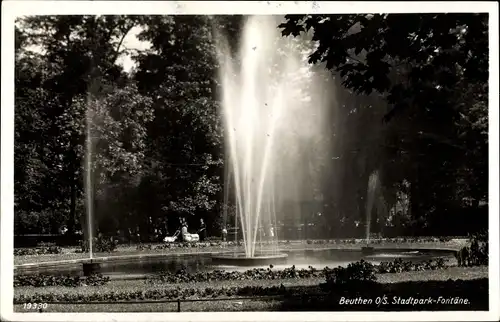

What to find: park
left=13, top=13, right=489, bottom=312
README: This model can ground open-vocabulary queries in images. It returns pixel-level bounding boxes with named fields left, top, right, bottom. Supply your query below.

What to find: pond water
left=16, top=248, right=456, bottom=278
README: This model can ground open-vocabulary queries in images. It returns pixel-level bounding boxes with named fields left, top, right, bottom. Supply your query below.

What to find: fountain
left=212, top=15, right=325, bottom=266
left=82, top=97, right=100, bottom=276
left=362, top=171, right=379, bottom=255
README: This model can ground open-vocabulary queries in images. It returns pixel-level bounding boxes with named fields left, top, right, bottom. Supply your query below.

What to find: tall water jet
left=84, top=102, right=94, bottom=260
left=81, top=98, right=102, bottom=276
left=216, top=15, right=329, bottom=260
left=365, top=170, right=380, bottom=244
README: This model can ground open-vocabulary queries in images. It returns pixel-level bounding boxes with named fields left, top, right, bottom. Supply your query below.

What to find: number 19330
left=23, top=303, right=48, bottom=310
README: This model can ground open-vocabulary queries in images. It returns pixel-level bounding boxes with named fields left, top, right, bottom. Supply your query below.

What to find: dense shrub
left=323, top=260, right=377, bottom=289
left=136, top=244, right=153, bottom=251
left=321, top=258, right=449, bottom=291
left=78, top=236, right=118, bottom=253
left=377, top=257, right=447, bottom=273
left=456, top=230, right=488, bottom=267
left=84, top=274, right=111, bottom=286
left=14, top=273, right=110, bottom=287
left=14, top=246, right=62, bottom=256
left=469, top=230, right=488, bottom=265
left=14, top=211, right=54, bottom=236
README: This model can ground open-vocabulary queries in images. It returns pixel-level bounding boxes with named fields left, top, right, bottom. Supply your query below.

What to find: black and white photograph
left=1, top=1, right=499, bottom=321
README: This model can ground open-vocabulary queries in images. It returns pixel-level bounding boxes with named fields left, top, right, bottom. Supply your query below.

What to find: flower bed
left=14, top=284, right=292, bottom=303
left=14, top=246, right=62, bottom=256
left=14, top=274, right=110, bottom=287
left=15, top=258, right=450, bottom=288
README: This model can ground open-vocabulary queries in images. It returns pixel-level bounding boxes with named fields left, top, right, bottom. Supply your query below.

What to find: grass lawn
left=14, top=239, right=467, bottom=265
left=15, top=299, right=280, bottom=312
left=14, top=266, right=488, bottom=312
left=375, top=265, right=488, bottom=283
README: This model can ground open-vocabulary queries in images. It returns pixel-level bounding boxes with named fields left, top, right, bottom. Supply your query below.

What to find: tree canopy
left=280, top=13, right=489, bottom=234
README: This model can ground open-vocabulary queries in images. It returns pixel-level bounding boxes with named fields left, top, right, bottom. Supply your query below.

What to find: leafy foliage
left=132, top=16, right=225, bottom=233
left=377, top=257, right=447, bottom=273
left=323, top=260, right=377, bottom=287
left=15, top=284, right=288, bottom=303
left=14, top=273, right=109, bottom=287
left=280, top=14, right=487, bottom=112
left=146, top=265, right=323, bottom=284
left=78, top=235, right=119, bottom=253
left=455, top=230, right=488, bottom=266
left=280, top=14, right=489, bottom=234
left=15, top=16, right=155, bottom=239
left=14, top=15, right=237, bottom=238
left=14, top=246, right=62, bottom=256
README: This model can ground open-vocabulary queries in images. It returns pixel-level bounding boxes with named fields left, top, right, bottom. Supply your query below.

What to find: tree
left=279, top=13, right=489, bottom=234
left=15, top=15, right=239, bottom=238
left=15, top=41, right=71, bottom=234
left=15, top=16, right=154, bottom=240
left=280, top=14, right=487, bottom=118
left=132, top=15, right=226, bottom=235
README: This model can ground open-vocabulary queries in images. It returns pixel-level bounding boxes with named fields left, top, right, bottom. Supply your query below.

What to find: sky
left=115, top=26, right=151, bottom=73
left=20, top=22, right=151, bottom=73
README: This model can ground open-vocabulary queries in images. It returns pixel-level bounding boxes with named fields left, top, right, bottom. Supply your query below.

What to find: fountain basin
left=82, top=261, right=101, bottom=276
left=361, top=246, right=375, bottom=255
left=14, top=247, right=457, bottom=277
left=211, top=252, right=288, bottom=266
